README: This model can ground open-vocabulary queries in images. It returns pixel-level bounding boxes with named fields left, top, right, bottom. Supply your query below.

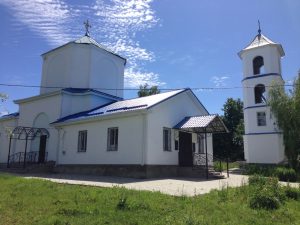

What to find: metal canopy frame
left=7, top=126, right=50, bottom=168
left=174, top=115, right=229, bottom=179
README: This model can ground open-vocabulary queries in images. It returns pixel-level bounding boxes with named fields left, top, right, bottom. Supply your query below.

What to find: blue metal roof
left=52, top=89, right=186, bottom=124
left=62, top=88, right=123, bottom=100
left=0, top=112, right=19, bottom=120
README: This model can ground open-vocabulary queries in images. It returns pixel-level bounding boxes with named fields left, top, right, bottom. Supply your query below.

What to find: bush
left=284, top=185, right=300, bottom=200
left=248, top=174, right=268, bottom=186
left=248, top=175, right=286, bottom=210
left=245, top=164, right=275, bottom=177
left=274, top=167, right=297, bottom=182
left=249, top=189, right=281, bottom=210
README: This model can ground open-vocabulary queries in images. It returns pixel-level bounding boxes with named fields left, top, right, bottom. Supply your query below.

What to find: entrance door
left=179, top=131, right=193, bottom=166
left=38, top=135, right=47, bottom=163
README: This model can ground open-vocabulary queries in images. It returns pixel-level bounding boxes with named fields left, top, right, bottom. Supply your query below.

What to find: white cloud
left=125, top=67, right=165, bottom=87
left=210, top=76, right=229, bottom=87
left=92, top=0, right=159, bottom=87
left=0, top=0, right=76, bottom=45
left=1, top=0, right=162, bottom=87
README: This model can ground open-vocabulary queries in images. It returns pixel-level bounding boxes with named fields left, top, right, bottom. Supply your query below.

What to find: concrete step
left=177, top=166, right=225, bottom=179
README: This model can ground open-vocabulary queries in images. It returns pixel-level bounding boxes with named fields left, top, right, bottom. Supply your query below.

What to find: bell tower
left=238, top=24, right=285, bottom=164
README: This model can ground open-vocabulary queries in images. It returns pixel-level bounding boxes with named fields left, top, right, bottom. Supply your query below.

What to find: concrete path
left=2, top=171, right=299, bottom=196
left=23, top=173, right=250, bottom=196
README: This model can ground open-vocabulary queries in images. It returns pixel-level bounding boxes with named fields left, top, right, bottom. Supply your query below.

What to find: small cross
left=258, top=20, right=261, bottom=35
left=84, top=20, right=91, bottom=37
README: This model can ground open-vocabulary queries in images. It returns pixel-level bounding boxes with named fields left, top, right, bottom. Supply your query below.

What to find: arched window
left=253, top=56, right=264, bottom=75
left=254, top=84, right=266, bottom=104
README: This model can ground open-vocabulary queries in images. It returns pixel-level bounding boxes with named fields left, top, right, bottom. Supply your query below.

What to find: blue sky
left=0, top=0, right=299, bottom=115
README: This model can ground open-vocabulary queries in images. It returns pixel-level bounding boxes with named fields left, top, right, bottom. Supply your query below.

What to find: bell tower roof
left=238, top=33, right=285, bottom=59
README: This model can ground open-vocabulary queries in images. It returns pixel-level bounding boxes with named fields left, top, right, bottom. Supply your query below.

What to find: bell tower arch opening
left=254, top=84, right=266, bottom=104
left=253, top=56, right=264, bottom=75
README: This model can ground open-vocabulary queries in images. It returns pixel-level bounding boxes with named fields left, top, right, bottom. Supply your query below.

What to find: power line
left=0, top=83, right=295, bottom=91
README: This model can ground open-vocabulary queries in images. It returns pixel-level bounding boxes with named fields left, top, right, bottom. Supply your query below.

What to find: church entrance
left=7, top=127, right=50, bottom=168
left=178, top=131, right=193, bottom=166
left=38, top=135, right=47, bottom=163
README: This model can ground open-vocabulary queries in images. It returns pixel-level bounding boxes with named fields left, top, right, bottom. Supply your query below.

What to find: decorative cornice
left=242, top=73, right=281, bottom=82
left=244, top=105, right=268, bottom=110
left=244, top=131, right=282, bottom=135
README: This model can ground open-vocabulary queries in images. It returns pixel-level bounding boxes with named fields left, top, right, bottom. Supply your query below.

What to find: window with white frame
left=163, top=128, right=171, bottom=151
left=198, top=134, right=205, bottom=154
left=257, top=112, right=266, bottom=126
left=78, top=130, right=87, bottom=152
left=107, top=127, right=118, bottom=151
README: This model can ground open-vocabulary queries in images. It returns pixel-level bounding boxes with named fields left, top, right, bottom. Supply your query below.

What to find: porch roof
left=173, top=115, right=229, bottom=133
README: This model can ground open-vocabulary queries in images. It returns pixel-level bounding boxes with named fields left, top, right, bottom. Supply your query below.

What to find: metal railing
left=8, top=151, right=48, bottom=167
left=193, top=152, right=229, bottom=177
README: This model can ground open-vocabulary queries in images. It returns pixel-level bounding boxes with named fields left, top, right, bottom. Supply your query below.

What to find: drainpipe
left=205, top=128, right=208, bottom=180
left=141, top=113, right=148, bottom=166
left=55, top=128, right=61, bottom=165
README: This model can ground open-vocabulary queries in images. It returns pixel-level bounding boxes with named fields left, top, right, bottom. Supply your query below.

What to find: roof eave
left=238, top=43, right=285, bottom=59
left=51, top=108, right=147, bottom=127
left=14, top=90, right=61, bottom=104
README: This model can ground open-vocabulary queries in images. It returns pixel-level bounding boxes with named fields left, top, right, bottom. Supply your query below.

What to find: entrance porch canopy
left=173, top=114, right=228, bottom=133
left=173, top=114, right=229, bottom=179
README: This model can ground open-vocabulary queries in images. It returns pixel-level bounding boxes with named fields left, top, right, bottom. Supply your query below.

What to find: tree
left=137, top=83, right=160, bottom=97
left=0, top=93, right=8, bottom=102
left=213, top=98, right=244, bottom=161
left=269, top=79, right=300, bottom=169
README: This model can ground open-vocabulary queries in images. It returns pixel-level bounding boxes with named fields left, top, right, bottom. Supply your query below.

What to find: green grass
left=0, top=173, right=299, bottom=225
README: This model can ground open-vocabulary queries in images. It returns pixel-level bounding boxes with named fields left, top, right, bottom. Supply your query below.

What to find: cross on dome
left=258, top=20, right=262, bottom=38
left=84, top=20, right=91, bottom=37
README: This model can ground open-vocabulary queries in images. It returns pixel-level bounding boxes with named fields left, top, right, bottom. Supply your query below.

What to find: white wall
left=145, top=91, right=211, bottom=165
left=17, top=95, right=62, bottom=161
left=57, top=114, right=144, bottom=165
left=242, top=75, right=283, bottom=109
left=244, top=133, right=285, bottom=163
left=90, top=47, right=124, bottom=98
left=241, top=40, right=285, bottom=164
left=243, top=107, right=280, bottom=134
left=240, top=45, right=282, bottom=78
left=61, top=93, right=114, bottom=117
left=0, top=118, right=18, bottom=163
left=40, top=43, right=125, bottom=98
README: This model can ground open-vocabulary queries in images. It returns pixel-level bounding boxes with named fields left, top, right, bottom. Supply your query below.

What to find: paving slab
left=22, top=173, right=249, bottom=196
left=1, top=171, right=299, bottom=196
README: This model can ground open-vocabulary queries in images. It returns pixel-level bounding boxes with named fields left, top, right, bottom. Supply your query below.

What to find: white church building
left=239, top=28, right=285, bottom=164
left=0, top=31, right=227, bottom=178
